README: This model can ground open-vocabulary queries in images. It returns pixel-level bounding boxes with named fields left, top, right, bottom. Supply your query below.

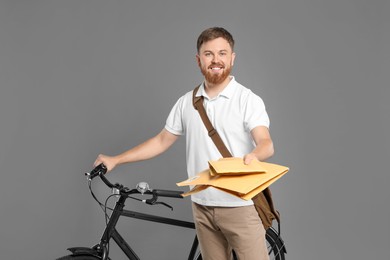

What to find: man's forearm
left=250, top=138, right=274, bottom=161
left=115, top=129, right=179, bottom=165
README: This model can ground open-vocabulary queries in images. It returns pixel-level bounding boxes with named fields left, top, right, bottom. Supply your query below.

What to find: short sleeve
left=244, top=91, right=270, bottom=131
left=165, top=97, right=185, bottom=136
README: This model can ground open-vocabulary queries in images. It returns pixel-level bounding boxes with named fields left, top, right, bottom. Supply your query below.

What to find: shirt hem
left=164, top=125, right=183, bottom=136
left=191, top=197, right=254, bottom=207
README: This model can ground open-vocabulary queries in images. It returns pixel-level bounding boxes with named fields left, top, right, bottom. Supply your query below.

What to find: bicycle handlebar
left=85, top=164, right=184, bottom=199
left=152, top=189, right=184, bottom=198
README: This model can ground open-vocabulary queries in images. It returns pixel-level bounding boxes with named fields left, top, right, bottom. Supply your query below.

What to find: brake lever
left=145, top=197, right=173, bottom=211
left=155, top=201, right=173, bottom=211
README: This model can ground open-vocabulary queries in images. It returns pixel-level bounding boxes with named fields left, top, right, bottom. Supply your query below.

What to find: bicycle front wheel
left=56, top=255, right=101, bottom=260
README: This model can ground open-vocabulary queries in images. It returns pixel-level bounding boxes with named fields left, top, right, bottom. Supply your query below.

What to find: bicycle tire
left=266, top=228, right=286, bottom=260
left=191, top=246, right=202, bottom=260
left=56, top=255, right=101, bottom=260
left=194, top=252, right=202, bottom=260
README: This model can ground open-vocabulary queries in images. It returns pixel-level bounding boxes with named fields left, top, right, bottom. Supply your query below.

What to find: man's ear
left=231, top=52, right=236, bottom=66
left=196, top=54, right=201, bottom=67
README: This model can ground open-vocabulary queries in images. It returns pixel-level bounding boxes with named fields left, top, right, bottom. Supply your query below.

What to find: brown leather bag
left=192, top=85, right=280, bottom=230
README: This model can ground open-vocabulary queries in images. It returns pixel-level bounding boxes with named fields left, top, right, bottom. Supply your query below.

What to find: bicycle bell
left=136, top=182, right=150, bottom=194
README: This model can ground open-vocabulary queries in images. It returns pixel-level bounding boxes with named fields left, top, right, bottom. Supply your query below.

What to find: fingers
left=243, top=153, right=257, bottom=165
left=93, top=154, right=114, bottom=172
left=94, top=154, right=104, bottom=167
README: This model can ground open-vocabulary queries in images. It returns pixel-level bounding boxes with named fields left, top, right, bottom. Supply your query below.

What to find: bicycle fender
left=67, top=247, right=102, bottom=258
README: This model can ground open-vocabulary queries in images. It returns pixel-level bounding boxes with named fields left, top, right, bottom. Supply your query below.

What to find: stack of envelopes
left=177, top=157, right=289, bottom=200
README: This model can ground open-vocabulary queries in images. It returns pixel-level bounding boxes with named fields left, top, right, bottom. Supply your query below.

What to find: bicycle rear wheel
left=193, top=228, right=285, bottom=260
left=193, top=250, right=202, bottom=260
left=266, top=227, right=286, bottom=260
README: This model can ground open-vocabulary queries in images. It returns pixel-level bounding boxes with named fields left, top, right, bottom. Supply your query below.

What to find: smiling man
left=95, top=27, right=273, bottom=259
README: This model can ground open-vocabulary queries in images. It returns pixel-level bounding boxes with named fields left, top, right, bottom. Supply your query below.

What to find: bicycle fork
left=96, top=194, right=139, bottom=260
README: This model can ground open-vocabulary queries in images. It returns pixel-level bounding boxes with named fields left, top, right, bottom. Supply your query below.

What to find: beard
left=200, top=62, right=232, bottom=85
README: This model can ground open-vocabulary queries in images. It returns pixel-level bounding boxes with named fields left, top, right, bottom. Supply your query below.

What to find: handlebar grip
left=87, top=163, right=107, bottom=179
left=153, top=189, right=184, bottom=198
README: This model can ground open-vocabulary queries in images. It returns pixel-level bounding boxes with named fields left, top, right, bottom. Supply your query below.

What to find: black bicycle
left=56, top=164, right=286, bottom=259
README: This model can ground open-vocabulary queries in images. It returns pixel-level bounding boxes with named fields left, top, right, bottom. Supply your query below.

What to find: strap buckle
left=208, top=128, right=217, bottom=137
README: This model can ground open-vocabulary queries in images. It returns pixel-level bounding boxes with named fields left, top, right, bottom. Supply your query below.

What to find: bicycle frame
left=67, top=187, right=200, bottom=260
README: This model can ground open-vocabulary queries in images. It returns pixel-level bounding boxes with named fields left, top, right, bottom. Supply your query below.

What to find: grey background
left=0, top=0, right=389, bottom=259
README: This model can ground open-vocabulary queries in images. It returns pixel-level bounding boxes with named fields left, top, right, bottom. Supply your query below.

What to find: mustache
left=208, top=62, right=225, bottom=69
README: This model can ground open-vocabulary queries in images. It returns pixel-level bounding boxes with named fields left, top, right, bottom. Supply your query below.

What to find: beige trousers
left=192, top=202, right=269, bottom=260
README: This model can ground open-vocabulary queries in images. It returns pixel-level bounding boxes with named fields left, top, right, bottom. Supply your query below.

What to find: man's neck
left=204, top=76, right=232, bottom=99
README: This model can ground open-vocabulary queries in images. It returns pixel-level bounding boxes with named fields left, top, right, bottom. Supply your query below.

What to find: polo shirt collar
left=196, top=76, right=237, bottom=99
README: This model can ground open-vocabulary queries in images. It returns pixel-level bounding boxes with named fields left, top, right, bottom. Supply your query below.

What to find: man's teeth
left=211, top=67, right=222, bottom=70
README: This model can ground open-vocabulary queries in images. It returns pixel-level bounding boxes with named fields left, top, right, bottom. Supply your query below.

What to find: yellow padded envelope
left=208, top=157, right=266, bottom=176
left=177, top=160, right=289, bottom=200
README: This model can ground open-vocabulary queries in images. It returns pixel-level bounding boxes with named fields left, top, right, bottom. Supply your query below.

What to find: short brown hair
left=196, top=27, right=235, bottom=53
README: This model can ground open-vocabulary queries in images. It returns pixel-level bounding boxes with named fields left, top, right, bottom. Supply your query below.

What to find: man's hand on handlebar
left=94, top=154, right=119, bottom=172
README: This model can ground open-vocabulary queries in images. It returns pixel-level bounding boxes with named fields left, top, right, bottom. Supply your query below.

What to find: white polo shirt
left=165, top=76, right=270, bottom=207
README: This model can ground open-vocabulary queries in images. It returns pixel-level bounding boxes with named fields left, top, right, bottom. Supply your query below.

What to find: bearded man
left=95, top=27, right=273, bottom=260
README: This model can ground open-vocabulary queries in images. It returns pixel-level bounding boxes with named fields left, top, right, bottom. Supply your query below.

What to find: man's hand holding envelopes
left=177, top=157, right=289, bottom=201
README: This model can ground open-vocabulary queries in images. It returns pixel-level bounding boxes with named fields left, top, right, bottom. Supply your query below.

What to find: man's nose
left=211, top=54, right=220, bottom=63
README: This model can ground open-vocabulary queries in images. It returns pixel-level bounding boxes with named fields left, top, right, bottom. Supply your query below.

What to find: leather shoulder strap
left=192, top=85, right=232, bottom=158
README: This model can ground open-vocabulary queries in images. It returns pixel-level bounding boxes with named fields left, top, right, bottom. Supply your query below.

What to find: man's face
left=197, top=37, right=236, bottom=85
